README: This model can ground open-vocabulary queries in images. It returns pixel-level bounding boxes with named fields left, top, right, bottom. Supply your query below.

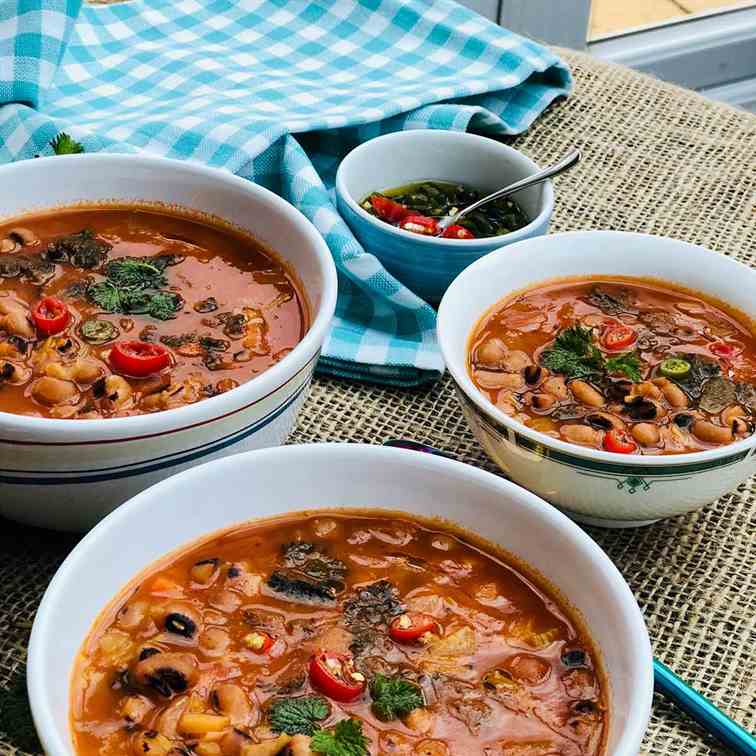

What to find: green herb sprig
left=268, top=695, right=330, bottom=736
left=369, top=673, right=424, bottom=721
left=87, top=256, right=183, bottom=321
left=540, top=325, right=643, bottom=382
left=50, top=132, right=84, bottom=155
left=311, top=719, right=369, bottom=756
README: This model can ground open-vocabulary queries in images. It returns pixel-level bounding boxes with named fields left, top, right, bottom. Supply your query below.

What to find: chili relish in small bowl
left=335, top=130, right=554, bottom=303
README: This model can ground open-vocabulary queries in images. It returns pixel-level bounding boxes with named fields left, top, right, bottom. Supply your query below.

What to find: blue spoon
left=383, top=439, right=756, bottom=756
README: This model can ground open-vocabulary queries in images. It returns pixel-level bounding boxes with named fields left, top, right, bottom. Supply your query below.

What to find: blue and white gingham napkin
left=0, top=0, right=571, bottom=387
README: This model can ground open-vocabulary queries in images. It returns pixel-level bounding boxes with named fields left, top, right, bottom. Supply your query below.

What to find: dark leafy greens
left=50, top=132, right=84, bottom=155
left=667, top=353, right=720, bottom=399
left=86, top=255, right=183, bottom=320
left=45, top=229, right=111, bottom=269
left=370, top=674, right=424, bottom=721
left=540, top=325, right=643, bottom=382
left=268, top=695, right=330, bottom=736
left=367, top=180, right=529, bottom=238
left=267, top=542, right=348, bottom=604
left=310, top=719, right=369, bottom=756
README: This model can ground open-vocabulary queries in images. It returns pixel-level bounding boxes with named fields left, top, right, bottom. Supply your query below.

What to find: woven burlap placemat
left=1, top=48, right=754, bottom=755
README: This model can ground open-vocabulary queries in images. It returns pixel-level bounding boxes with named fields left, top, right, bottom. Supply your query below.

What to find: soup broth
left=0, top=206, right=307, bottom=419
left=469, top=277, right=756, bottom=455
left=71, top=511, right=607, bottom=756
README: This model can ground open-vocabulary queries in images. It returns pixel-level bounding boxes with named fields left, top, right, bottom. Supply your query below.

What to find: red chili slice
left=389, top=612, right=438, bottom=643
left=308, top=651, right=366, bottom=702
left=369, top=194, right=410, bottom=224
left=603, top=429, right=637, bottom=454
left=109, top=340, right=170, bottom=377
left=602, top=325, right=636, bottom=351
left=441, top=224, right=475, bottom=240
left=708, top=340, right=742, bottom=360
left=399, top=215, right=439, bottom=236
left=32, top=296, right=70, bottom=336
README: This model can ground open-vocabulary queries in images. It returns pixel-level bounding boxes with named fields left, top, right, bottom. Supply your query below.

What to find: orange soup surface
left=71, top=512, right=607, bottom=756
left=469, top=278, right=756, bottom=455
left=0, top=206, right=307, bottom=419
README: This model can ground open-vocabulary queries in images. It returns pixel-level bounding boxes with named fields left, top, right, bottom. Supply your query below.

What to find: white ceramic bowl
left=438, top=230, right=756, bottom=527
left=28, top=443, right=652, bottom=756
left=0, top=154, right=337, bottom=531
left=335, top=130, right=554, bottom=302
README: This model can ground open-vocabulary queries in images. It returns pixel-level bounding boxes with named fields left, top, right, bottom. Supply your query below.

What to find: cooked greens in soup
left=71, top=511, right=607, bottom=755
left=362, top=181, right=529, bottom=240
left=0, top=206, right=307, bottom=419
left=469, top=277, right=756, bottom=455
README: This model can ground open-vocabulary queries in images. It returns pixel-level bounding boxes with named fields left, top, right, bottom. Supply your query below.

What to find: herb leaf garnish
left=50, top=132, right=84, bottom=155
left=310, top=719, right=369, bottom=756
left=268, top=695, right=330, bottom=736
left=541, top=325, right=644, bottom=382
left=605, top=352, right=642, bottom=382
left=370, top=674, right=424, bottom=721
left=86, top=256, right=183, bottom=321
left=540, top=326, right=604, bottom=379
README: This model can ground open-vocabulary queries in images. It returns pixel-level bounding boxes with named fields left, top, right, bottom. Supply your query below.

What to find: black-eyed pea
left=692, top=420, right=733, bottom=445
left=721, top=405, right=747, bottom=427
left=569, top=380, right=604, bottom=407
left=529, top=392, right=557, bottom=412
left=542, top=375, right=569, bottom=400
left=31, top=376, right=79, bottom=405
left=731, top=416, right=752, bottom=436
left=661, top=381, right=688, bottom=408
left=211, top=683, right=252, bottom=726
left=476, top=337, right=508, bottom=366
left=631, top=423, right=660, bottom=447
left=103, top=375, right=133, bottom=409
left=560, top=425, right=602, bottom=447
left=502, top=350, right=532, bottom=371
left=200, top=626, right=231, bottom=657
left=190, top=558, right=221, bottom=585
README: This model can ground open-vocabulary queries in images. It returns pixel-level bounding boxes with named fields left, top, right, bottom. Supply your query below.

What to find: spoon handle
left=653, top=659, right=756, bottom=756
left=445, top=148, right=581, bottom=227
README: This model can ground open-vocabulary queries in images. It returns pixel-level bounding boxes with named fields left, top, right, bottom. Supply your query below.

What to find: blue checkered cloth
left=0, top=0, right=571, bottom=387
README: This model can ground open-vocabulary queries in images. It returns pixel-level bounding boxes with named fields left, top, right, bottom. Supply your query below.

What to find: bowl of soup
left=438, top=231, right=756, bottom=526
left=0, top=154, right=337, bottom=531
left=28, top=443, right=653, bottom=756
left=335, top=130, right=554, bottom=303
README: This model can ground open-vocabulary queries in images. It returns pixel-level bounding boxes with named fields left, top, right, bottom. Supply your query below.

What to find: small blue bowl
left=335, top=129, right=554, bottom=303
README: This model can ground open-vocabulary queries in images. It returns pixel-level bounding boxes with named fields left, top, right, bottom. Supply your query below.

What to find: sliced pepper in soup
left=469, top=278, right=756, bottom=454
left=71, top=512, right=607, bottom=755
left=0, top=206, right=307, bottom=419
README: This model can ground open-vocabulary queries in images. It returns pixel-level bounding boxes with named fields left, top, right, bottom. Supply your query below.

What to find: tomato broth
left=71, top=511, right=607, bottom=756
left=0, top=206, right=307, bottom=419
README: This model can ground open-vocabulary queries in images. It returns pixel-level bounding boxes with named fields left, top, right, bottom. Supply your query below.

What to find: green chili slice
left=660, top=357, right=691, bottom=378
left=80, top=318, right=119, bottom=345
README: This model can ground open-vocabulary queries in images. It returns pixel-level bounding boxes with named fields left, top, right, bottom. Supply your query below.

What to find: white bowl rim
left=0, top=153, right=338, bottom=441
left=438, top=229, right=756, bottom=467
left=28, top=442, right=653, bottom=756
left=335, top=129, right=555, bottom=249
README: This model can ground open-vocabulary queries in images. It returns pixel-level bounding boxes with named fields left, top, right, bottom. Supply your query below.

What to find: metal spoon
left=436, top=148, right=581, bottom=233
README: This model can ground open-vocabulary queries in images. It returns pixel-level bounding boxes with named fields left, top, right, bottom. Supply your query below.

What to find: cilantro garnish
left=369, top=673, right=424, bottom=721
left=86, top=256, right=183, bottom=321
left=540, top=325, right=604, bottom=379
left=540, top=325, right=644, bottom=382
left=268, top=695, right=330, bottom=736
left=605, top=352, right=642, bottom=382
left=50, top=132, right=84, bottom=155
left=311, top=719, right=369, bottom=756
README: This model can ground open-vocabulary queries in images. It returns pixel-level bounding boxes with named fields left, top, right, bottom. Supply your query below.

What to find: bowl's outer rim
left=334, top=129, right=555, bottom=249
left=0, top=154, right=338, bottom=443
left=438, top=229, right=756, bottom=468
left=28, top=442, right=653, bottom=756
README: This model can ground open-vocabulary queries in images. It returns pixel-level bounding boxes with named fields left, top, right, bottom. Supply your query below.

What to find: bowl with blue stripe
left=0, top=154, right=337, bottom=531
left=335, top=130, right=554, bottom=304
